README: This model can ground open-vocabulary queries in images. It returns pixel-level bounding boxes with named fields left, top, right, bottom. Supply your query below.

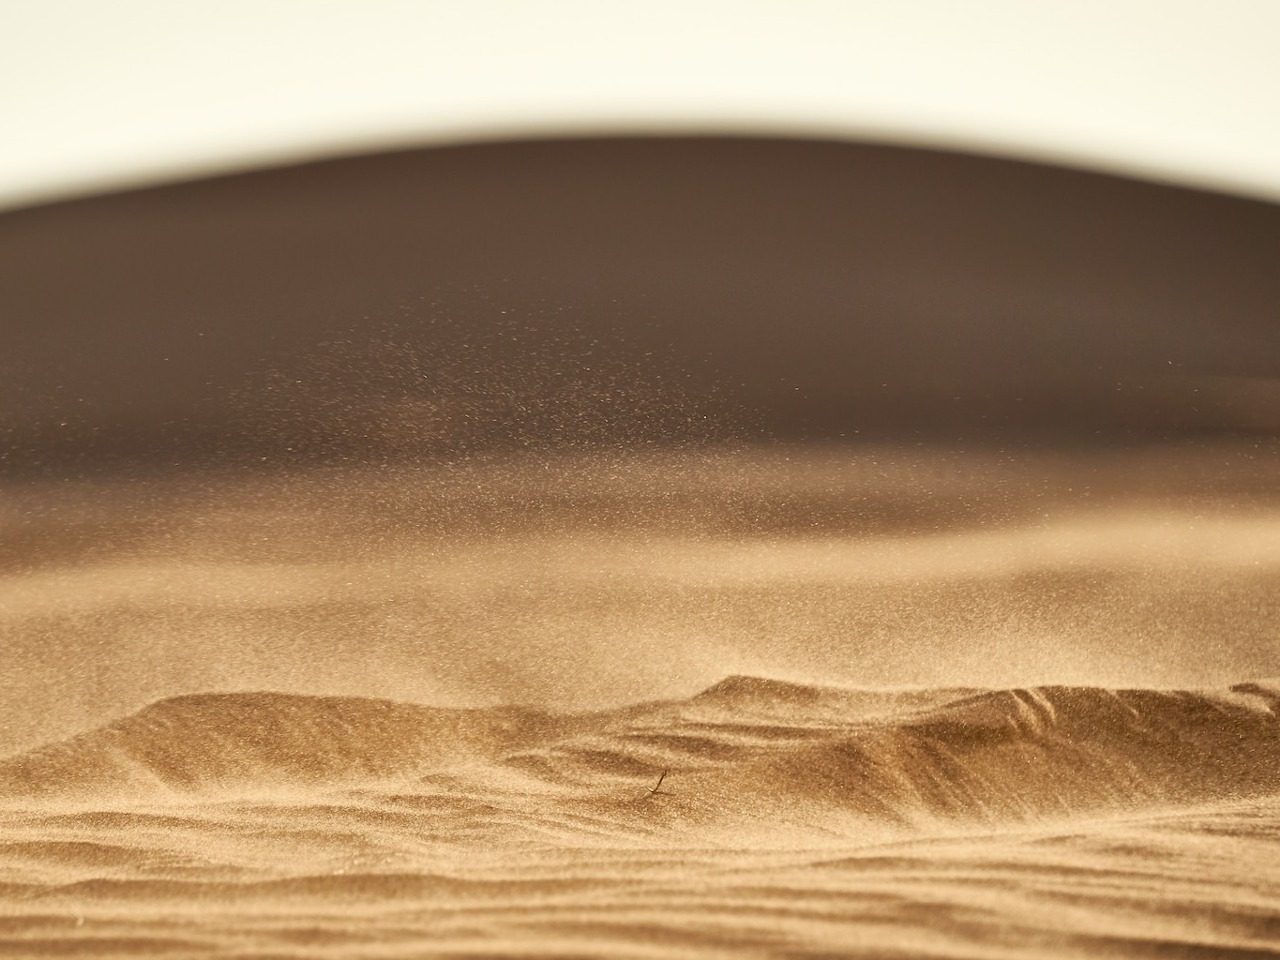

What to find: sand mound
left=760, top=683, right=1280, bottom=826
left=3, top=680, right=1276, bottom=833
left=0, top=693, right=576, bottom=799
left=689, top=675, right=982, bottom=721
left=478, top=680, right=1277, bottom=837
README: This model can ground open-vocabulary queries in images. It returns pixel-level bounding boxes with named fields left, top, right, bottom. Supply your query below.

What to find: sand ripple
left=0, top=678, right=1277, bottom=957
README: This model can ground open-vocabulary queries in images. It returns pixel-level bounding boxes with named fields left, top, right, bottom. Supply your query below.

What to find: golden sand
left=3, top=444, right=1278, bottom=957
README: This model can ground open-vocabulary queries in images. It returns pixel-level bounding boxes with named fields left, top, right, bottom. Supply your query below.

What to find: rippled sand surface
left=1, top=677, right=1277, bottom=958
left=4, top=445, right=1279, bottom=956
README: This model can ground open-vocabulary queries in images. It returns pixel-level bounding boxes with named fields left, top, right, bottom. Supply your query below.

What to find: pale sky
left=4, top=0, right=1280, bottom=208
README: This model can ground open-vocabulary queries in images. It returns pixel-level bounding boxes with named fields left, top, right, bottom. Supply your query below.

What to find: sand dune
left=6, top=138, right=1280, bottom=470
left=0, top=678, right=1277, bottom=957
left=0, top=694, right=582, bottom=802
left=6, top=679, right=1277, bottom=824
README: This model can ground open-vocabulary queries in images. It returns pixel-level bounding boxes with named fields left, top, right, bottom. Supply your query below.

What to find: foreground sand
left=0, top=677, right=1277, bottom=958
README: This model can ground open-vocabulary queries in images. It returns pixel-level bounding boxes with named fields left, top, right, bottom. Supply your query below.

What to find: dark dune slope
left=3, top=137, right=1280, bottom=473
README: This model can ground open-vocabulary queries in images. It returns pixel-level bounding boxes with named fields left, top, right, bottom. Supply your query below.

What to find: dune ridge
left=4, top=678, right=1276, bottom=834
left=0, top=693, right=579, bottom=800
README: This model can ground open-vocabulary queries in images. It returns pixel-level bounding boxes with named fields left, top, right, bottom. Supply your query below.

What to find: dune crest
left=4, top=679, right=1276, bottom=835
left=0, top=692, right=576, bottom=800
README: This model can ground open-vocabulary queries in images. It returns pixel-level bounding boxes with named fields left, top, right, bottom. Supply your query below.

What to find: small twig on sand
left=646, top=768, right=670, bottom=798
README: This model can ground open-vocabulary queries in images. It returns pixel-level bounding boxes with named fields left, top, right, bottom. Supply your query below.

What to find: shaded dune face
left=4, top=679, right=1276, bottom=841
left=2, top=137, right=1280, bottom=475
